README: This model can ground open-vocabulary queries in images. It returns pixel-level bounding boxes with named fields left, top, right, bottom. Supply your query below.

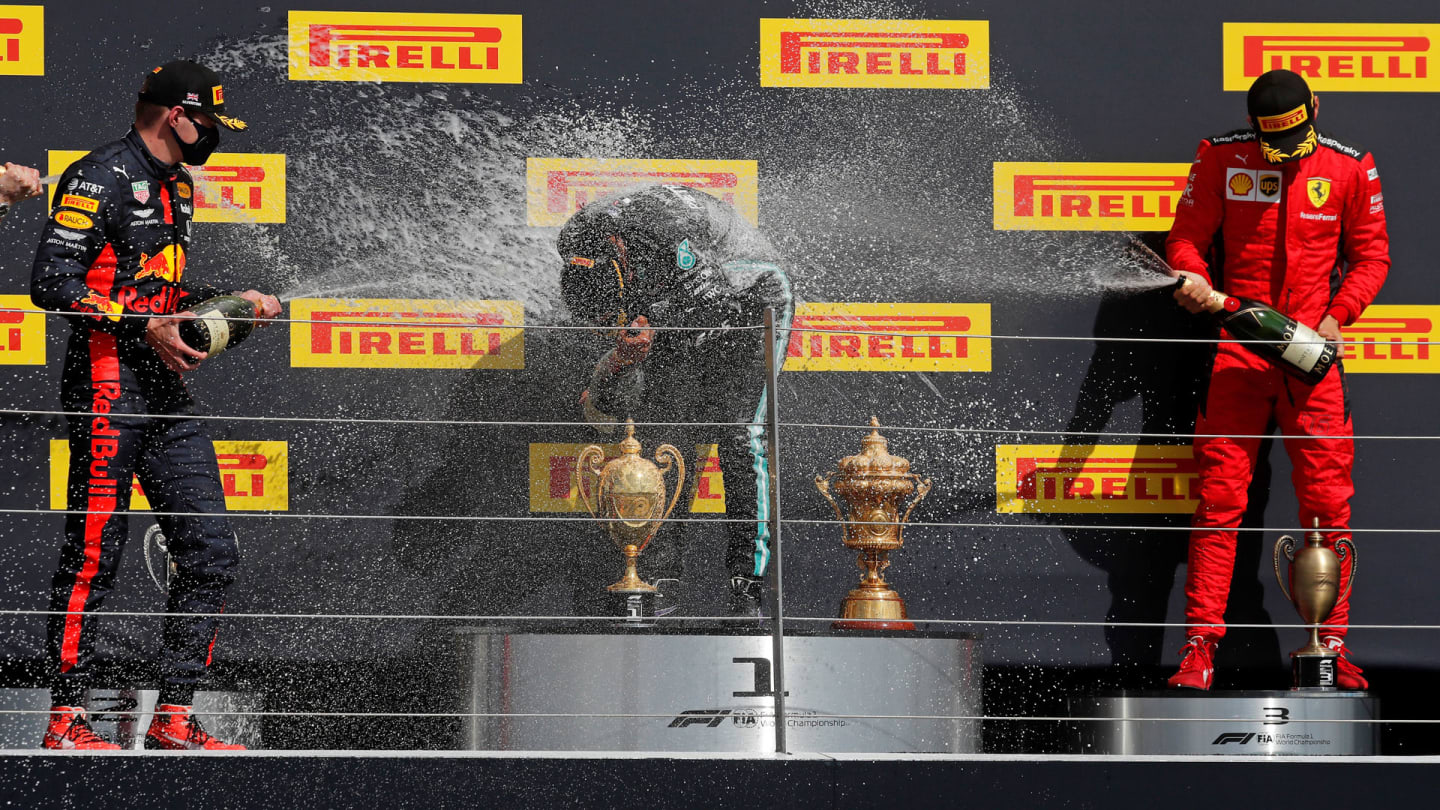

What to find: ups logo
left=1258, top=174, right=1280, bottom=197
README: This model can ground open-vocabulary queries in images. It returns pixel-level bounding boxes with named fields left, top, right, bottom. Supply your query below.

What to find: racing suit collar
left=124, top=127, right=181, bottom=176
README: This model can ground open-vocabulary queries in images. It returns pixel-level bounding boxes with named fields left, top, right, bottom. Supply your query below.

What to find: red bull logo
left=289, top=10, right=523, bottom=84
left=78, top=292, right=123, bottom=322
left=1224, top=23, right=1440, bottom=92
left=134, top=244, right=186, bottom=283
left=0, top=6, right=43, bottom=75
left=525, top=158, right=760, bottom=226
left=760, top=18, right=990, bottom=89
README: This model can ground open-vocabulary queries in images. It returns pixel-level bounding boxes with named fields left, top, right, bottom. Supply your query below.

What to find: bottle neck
left=1202, top=289, right=1228, bottom=314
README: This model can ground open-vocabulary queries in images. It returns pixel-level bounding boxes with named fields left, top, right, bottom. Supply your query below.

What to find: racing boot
left=726, top=575, right=765, bottom=619
left=43, top=706, right=121, bottom=750
left=1323, top=636, right=1370, bottom=690
left=144, top=704, right=247, bottom=750
left=1166, top=636, right=1218, bottom=690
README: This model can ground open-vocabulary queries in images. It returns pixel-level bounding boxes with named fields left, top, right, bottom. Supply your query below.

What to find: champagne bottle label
left=1280, top=322, right=1327, bottom=372
left=196, top=311, right=231, bottom=355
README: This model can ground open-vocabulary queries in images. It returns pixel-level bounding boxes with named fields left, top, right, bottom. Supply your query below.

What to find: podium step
left=1070, top=690, right=1379, bottom=755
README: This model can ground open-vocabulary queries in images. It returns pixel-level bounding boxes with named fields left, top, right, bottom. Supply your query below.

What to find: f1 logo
left=1211, top=732, right=1256, bottom=745
left=667, top=710, right=731, bottom=729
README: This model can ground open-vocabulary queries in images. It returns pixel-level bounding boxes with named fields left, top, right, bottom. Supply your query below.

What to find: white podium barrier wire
left=0, top=314, right=1434, bottom=744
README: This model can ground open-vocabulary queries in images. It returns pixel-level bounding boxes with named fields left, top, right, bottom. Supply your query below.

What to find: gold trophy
left=576, top=420, right=686, bottom=609
left=815, top=417, right=931, bottom=630
left=1273, top=518, right=1358, bottom=690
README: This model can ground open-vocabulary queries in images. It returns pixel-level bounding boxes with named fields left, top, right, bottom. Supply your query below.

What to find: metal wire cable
left=0, top=708, right=1426, bottom=724
left=0, top=507, right=752, bottom=524
left=2, top=507, right=1429, bottom=534
left=0, top=608, right=1429, bottom=631
left=0, top=306, right=761, bottom=332
left=4, top=407, right=1436, bottom=443
left=5, top=305, right=1431, bottom=344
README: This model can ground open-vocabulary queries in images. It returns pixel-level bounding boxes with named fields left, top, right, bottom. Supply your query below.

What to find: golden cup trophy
left=815, top=417, right=932, bottom=630
left=1273, top=518, right=1358, bottom=690
left=576, top=419, right=685, bottom=618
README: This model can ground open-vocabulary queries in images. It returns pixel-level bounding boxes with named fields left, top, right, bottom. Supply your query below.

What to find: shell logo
left=1228, top=172, right=1254, bottom=197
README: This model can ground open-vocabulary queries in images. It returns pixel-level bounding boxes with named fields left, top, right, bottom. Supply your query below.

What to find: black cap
left=138, top=60, right=247, bottom=132
left=1247, top=69, right=1315, bottom=164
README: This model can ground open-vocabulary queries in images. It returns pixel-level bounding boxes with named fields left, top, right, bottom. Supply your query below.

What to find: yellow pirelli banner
left=996, top=445, right=1198, bottom=514
left=526, top=158, right=760, bottom=227
left=1224, top=23, right=1440, bottom=92
left=993, top=162, right=1190, bottom=231
left=529, top=442, right=726, bottom=513
left=1340, top=305, right=1440, bottom=373
left=0, top=294, right=45, bottom=365
left=288, top=10, right=522, bottom=84
left=786, top=302, right=991, bottom=372
left=760, top=18, right=989, bottom=89
left=48, top=151, right=287, bottom=224
left=50, top=440, right=289, bottom=511
left=290, top=298, right=524, bottom=369
left=0, top=5, right=43, bottom=76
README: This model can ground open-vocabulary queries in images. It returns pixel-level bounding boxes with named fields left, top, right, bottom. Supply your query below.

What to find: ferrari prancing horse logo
left=1307, top=177, right=1332, bottom=209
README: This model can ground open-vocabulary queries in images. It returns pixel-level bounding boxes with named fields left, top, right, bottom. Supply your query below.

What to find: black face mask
left=172, top=117, right=219, bottom=165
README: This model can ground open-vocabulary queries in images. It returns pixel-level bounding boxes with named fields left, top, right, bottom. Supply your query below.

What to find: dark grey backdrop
left=0, top=0, right=1434, bottom=691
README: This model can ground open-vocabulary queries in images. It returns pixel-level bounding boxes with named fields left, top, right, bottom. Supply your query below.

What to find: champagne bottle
left=1176, top=278, right=1337, bottom=385
left=178, top=295, right=260, bottom=358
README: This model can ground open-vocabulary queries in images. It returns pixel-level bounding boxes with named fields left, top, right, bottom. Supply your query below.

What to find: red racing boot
left=144, top=704, right=247, bottom=750
left=43, top=706, right=121, bottom=750
left=1323, top=637, right=1370, bottom=690
left=1166, top=636, right=1218, bottom=690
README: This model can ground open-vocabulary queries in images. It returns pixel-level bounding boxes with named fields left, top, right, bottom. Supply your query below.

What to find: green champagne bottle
left=1176, top=278, right=1337, bottom=385
left=178, top=295, right=260, bottom=358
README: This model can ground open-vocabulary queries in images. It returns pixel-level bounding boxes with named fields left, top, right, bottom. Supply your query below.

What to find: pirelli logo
left=0, top=294, right=45, bottom=365
left=786, top=302, right=991, bottom=372
left=289, top=10, right=522, bottom=84
left=760, top=18, right=989, bottom=89
left=1224, top=23, right=1439, bottom=92
left=1340, top=305, right=1440, bottom=373
left=190, top=154, right=287, bottom=223
left=48, top=151, right=287, bottom=223
left=529, top=442, right=726, bottom=513
left=50, top=440, right=289, bottom=511
left=289, top=298, right=524, bottom=369
left=526, top=158, right=759, bottom=227
left=0, top=5, right=43, bottom=75
left=994, top=162, right=1190, bottom=231
left=996, top=445, right=1198, bottom=514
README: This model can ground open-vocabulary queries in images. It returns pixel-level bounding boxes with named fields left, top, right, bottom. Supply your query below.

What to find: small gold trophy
left=815, top=417, right=931, bottom=630
left=576, top=420, right=686, bottom=601
left=1273, top=518, right=1358, bottom=690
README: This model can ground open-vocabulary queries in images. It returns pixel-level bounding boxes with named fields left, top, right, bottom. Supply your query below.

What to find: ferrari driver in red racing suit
left=1166, top=69, right=1389, bottom=690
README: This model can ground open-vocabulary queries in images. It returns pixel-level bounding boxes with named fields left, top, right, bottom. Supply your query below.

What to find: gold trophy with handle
left=815, top=417, right=931, bottom=630
left=1273, top=517, right=1357, bottom=689
left=576, top=420, right=685, bottom=613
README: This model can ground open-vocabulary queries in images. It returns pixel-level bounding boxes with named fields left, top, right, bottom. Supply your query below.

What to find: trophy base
left=603, top=590, right=658, bottom=625
left=834, top=587, right=914, bottom=631
left=1291, top=651, right=1341, bottom=691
